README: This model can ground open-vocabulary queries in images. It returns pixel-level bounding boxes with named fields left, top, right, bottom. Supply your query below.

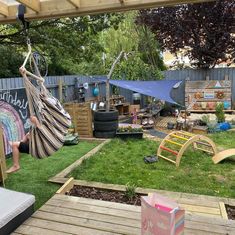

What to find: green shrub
left=215, top=103, right=225, bottom=123
left=201, top=115, right=218, bottom=133
left=117, top=126, right=143, bottom=133
left=124, top=182, right=136, bottom=200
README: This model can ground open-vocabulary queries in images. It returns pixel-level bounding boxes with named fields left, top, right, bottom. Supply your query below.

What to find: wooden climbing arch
left=157, top=131, right=217, bottom=167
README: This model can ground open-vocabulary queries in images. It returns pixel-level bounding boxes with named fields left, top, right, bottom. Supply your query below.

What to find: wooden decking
left=12, top=193, right=235, bottom=235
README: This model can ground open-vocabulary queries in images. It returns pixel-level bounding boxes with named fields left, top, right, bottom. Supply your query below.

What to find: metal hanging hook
left=17, top=4, right=30, bottom=45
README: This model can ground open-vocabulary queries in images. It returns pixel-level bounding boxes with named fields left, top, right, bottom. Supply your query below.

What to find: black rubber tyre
left=94, top=109, right=118, bottom=122
left=94, top=120, right=118, bottom=131
left=94, top=130, right=116, bottom=138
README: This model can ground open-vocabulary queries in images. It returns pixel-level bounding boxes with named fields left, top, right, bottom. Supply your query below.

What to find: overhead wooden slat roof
left=0, top=0, right=214, bottom=24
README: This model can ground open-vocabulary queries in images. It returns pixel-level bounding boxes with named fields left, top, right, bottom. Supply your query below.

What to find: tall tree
left=100, top=12, right=165, bottom=80
left=0, top=14, right=124, bottom=77
left=136, top=0, right=235, bottom=68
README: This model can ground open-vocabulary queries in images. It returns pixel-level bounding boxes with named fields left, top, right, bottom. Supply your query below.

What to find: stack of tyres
left=94, top=109, right=119, bottom=138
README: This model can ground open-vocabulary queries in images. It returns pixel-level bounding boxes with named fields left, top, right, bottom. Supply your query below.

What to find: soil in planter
left=66, top=185, right=147, bottom=206
left=225, top=204, right=235, bottom=220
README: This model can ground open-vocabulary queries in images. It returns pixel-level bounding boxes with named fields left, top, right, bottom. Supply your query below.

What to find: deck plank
left=13, top=194, right=235, bottom=235
left=13, top=224, right=72, bottom=235
left=176, top=197, right=220, bottom=208
left=32, top=211, right=140, bottom=234
left=180, top=203, right=221, bottom=215
left=23, top=218, right=119, bottom=235
left=40, top=204, right=140, bottom=228
left=53, top=193, right=141, bottom=212
left=46, top=198, right=140, bottom=220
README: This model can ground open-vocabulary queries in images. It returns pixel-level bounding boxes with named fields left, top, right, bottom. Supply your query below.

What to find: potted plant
left=215, top=103, right=231, bottom=131
left=116, top=124, right=143, bottom=139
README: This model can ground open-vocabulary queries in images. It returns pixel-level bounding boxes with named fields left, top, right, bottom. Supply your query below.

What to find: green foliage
left=0, top=12, right=164, bottom=78
left=5, top=141, right=99, bottom=210
left=0, top=45, right=24, bottom=77
left=215, top=103, right=225, bottom=123
left=117, top=125, right=143, bottom=133
left=201, top=115, right=218, bottom=133
left=137, top=0, right=235, bottom=68
left=0, top=14, right=124, bottom=77
left=100, top=12, right=165, bottom=80
left=112, top=54, right=163, bottom=80
left=125, top=182, right=136, bottom=200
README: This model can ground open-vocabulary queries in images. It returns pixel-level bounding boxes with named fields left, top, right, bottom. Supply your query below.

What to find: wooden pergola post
left=0, top=124, right=7, bottom=186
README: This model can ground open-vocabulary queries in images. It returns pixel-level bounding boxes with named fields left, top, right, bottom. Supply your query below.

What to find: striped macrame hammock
left=20, top=42, right=71, bottom=159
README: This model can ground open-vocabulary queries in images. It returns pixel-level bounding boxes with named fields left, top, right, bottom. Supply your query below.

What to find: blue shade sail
left=104, top=79, right=182, bottom=104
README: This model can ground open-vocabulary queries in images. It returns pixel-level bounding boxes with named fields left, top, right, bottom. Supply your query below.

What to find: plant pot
left=116, top=132, right=143, bottom=140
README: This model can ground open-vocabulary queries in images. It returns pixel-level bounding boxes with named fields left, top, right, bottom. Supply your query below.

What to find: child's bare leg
left=6, top=142, right=21, bottom=173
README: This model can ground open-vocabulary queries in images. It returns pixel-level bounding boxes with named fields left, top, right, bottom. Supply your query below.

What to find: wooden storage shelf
left=114, top=103, right=130, bottom=116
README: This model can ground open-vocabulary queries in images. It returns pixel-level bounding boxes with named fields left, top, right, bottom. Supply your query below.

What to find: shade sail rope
left=20, top=43, right=71, bottom=159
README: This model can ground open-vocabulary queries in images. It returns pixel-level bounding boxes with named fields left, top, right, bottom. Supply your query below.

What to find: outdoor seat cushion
left=0, top=187, right=35, bottom=232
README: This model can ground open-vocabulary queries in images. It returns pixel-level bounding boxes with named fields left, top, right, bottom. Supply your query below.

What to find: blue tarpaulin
left=103, top=79, right=181, bottom=104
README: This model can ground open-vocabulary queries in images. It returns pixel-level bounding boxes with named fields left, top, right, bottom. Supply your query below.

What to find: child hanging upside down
left=6, top=116, right=41, bottom=174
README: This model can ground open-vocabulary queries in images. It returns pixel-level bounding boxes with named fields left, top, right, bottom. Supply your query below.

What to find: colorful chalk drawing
left=0, top=89, right=29, bottom=155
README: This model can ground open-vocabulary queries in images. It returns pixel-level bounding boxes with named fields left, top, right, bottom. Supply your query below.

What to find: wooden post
left=58, top=79, right=63, bottom=103
left=225, top=74, right=229, bottom=81
left=0, top=124, right=7, bottom=186
left=106, top=51, right=124, bottom=111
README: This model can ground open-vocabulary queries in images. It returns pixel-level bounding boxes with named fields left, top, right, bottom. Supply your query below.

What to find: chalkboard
left=0, top=88, right=29, bottom=155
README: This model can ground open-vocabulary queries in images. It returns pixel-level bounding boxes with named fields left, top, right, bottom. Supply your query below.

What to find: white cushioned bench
left=0, top=187, right=35, bottom=235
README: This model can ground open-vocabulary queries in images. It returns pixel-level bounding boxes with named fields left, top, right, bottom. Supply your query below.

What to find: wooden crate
left=0, top=126, right=7, bottom=185
left=64, top=102, right=93, bottom=138
left=192, top=125, right=208, bottom=134
left=129, top=104, right=140, bottom=114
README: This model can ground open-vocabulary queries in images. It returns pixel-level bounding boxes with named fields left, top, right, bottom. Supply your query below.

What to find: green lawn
left=70, top=132, right=235, bottom=198
left=5, top=141, right=99, bottom=210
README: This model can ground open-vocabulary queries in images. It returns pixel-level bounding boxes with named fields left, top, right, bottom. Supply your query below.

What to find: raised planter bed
left=56, top=178, right=233, bottom=220
left=116, top=132, right=143, bottom=139
left=116, top=123, right=143, bottom=139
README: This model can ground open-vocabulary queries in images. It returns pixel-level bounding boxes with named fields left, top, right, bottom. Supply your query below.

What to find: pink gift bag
left=141, top=193, right=185, bottom=235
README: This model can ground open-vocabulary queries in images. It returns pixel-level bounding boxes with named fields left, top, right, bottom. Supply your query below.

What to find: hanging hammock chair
left=20, top=42, right=71, bottom=159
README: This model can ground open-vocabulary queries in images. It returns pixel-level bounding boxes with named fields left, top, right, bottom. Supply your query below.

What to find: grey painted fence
left=1, top=67, right=235, bottom=107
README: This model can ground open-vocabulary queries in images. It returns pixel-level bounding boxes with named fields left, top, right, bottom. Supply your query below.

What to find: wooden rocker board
left=212, top=149, right=235, bottom=164
left=157, top=131, right=217, bottom=167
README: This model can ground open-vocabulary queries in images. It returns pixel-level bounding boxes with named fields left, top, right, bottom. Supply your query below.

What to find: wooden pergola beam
left=16, top=0, right=40, bottom=12
left=0, top=1, right=9, bottom=17
left=66, top=0, right=80, bottom=8
left=0, top=0, right=215, bottom=24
